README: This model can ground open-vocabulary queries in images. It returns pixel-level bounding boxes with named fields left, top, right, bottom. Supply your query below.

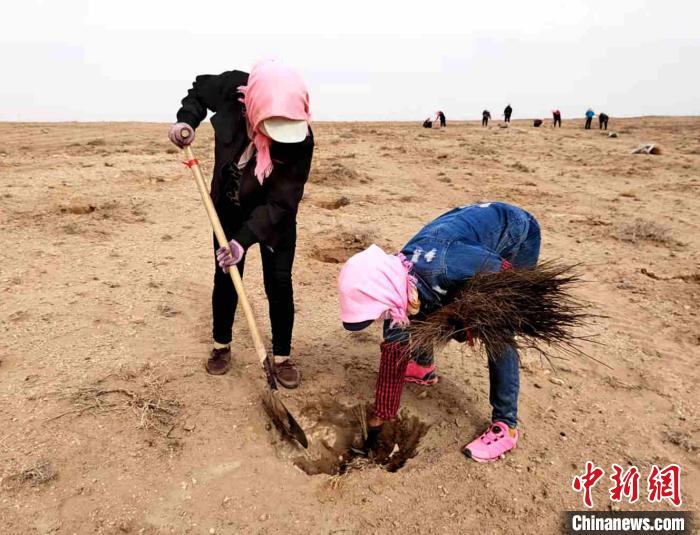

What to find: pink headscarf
left=238, top=59, right=311, bottom=183
left=338, top=245, right=414, bottom=327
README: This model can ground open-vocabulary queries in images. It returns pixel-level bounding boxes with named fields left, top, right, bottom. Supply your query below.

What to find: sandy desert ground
left=0, top=117, right=698, bottom=534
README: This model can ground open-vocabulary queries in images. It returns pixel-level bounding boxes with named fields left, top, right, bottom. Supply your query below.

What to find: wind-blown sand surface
left=1, top=117, right=698, bottom=533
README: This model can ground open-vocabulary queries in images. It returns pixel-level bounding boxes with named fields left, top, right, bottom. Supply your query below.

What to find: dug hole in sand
left=265, top=396, right=430, bottom=475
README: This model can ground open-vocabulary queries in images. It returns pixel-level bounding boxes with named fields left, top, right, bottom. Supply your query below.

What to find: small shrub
left=9, top=461, right=57, bottom=486
left=617, top=220, right=672, bottom=245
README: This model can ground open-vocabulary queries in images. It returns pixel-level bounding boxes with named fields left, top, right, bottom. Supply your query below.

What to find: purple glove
left=168, top=122, right=195, bottom=148
left=216, top=240, right=244, bottom=272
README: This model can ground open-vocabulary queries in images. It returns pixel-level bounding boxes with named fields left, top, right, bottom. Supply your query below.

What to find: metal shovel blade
left=263, top=389, right=309, bottom=448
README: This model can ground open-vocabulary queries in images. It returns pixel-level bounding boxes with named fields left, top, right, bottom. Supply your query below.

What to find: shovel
left=179, top=137, right=308, bottom=448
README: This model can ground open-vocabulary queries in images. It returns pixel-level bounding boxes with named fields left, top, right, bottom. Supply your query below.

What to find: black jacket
left=176, top=70, right=314, bottom=250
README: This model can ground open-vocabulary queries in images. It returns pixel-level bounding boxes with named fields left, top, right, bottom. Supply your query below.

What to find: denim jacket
left=400, top=202, right=536, bottom=312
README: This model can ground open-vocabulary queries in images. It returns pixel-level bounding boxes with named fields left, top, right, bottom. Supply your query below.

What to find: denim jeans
left=486, top=215, right=540, bottom=427
left=385, top=213, right=541, bottom=428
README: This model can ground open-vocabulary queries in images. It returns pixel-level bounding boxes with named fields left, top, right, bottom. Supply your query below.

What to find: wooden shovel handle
left=181, top=145, right=270, bottom=371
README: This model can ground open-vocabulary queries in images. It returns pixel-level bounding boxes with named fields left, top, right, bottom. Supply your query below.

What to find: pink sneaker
left=404, top=360, right=438, bottom=386
left=462, top=422, right=518, bottom=463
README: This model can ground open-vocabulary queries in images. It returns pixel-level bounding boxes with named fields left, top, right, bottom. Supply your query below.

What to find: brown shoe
left=274, top=359, right=301, bottom=389
left=205, top=346, right=231, bottom=375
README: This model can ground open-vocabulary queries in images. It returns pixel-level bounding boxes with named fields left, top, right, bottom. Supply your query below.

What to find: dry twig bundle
left=51, top=366, right=182, bottom=433
left=409, top=261, right=595, bottom=361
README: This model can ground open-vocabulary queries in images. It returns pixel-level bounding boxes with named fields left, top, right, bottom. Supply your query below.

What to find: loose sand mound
left=309, top=229, right=376, bottom=264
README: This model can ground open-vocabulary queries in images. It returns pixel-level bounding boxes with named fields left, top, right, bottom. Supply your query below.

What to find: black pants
left=482, top=117, right=489, bottom=126
left=504, top=114, right=511, bottom=123
left=585, top=117, right=592, bottom=129
left=553, top=117, right=561, bottom=127
left=599, top=119, right=608, bottom=130
left=211, top=216, right=297, bottom=355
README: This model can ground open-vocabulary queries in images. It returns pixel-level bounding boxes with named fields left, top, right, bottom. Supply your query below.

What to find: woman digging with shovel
left=338, top=202, right=587, bottom=462
left=168, top=59, right=313, bottom=388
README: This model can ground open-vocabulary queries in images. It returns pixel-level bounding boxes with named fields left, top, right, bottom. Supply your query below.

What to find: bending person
left=338, top=202, right=541, bottom=462
left=552, top=109, right=561, bottom=127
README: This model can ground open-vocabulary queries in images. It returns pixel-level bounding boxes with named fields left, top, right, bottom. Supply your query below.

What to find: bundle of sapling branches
left=408, top=261, right=594, bottom=360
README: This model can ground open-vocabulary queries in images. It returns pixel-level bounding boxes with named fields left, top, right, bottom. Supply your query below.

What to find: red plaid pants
left=373, top=341, right=410, bottom=421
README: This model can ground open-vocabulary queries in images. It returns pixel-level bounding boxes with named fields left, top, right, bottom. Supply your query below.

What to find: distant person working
left=482, top=110, right=491, bottom=127
left=435, top=111, right=446, bottom=128
left=504, top=104, right=513, bottom=123
left=585, top=108, right=595, bottom=129
left=552, top=110, right=562, bottom=128
left=599, top=112, right=609, bottom=130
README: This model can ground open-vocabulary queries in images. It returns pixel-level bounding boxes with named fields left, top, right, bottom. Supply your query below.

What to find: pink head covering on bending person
left=238, top=59, right=311, bottom=183
left=338, top=245, right=414, bottom=328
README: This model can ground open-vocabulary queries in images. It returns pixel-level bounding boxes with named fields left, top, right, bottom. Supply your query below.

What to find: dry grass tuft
left=51, top=364, right=181, bottom=433
left=8, top=460, right=57, bottom=486
left=617, top=220, right=672, bottom=245
left=663, top=430, right=697, bottom=452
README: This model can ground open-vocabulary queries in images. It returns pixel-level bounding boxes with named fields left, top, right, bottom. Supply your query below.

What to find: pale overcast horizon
left=1, top=0, right=698, bottom=123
